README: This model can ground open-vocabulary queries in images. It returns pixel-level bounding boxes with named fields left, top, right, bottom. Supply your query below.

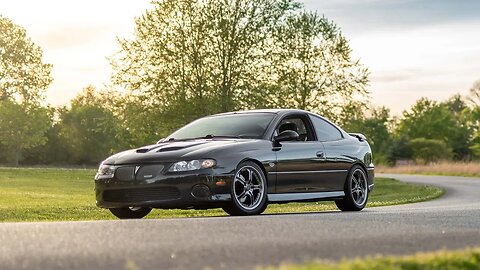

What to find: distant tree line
left=1, top=1, right=479, bottom=166
left=345, top=92, right=480, bottom=165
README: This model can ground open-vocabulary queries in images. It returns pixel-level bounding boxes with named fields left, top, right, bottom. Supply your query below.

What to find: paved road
left=1, top=174, right=480, bottom=270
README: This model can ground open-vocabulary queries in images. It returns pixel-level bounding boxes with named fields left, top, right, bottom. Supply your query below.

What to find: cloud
left=343, top=17, right=480, bottom=114
left=304, top=0, right=480, bottom=36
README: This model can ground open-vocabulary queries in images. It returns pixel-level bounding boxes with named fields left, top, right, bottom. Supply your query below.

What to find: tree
left=344, top=107, right=392, bottom=164
left=268, top=12, right=369, bottom=124
left=54, top=87, right=126, bottom=165
left=467, top=81, right=480, bottom=158
left=471, top=108, right=480, bottom=158
left=396, top=97, right=472, bottom=160
left=112, top=0, right=300, bottom=126
left=111, top=0, right=368, bottom=138
left=0, top=16, right=53, bottom=166
left=442, top=95, right=474, bottom=159
left=0, top=15, right=52, bottom=105
left=468, top=80, right=480, bottom=106
left=0, top=100, right=51, bottom=166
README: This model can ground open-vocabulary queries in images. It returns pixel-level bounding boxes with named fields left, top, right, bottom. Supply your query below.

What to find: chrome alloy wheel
left=233, top=165, right=265, bottom=211
left=351, top=168, right=368, bottom=206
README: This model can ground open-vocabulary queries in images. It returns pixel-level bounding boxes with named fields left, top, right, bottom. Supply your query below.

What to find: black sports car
left=95, top=109, right=374, bottom=219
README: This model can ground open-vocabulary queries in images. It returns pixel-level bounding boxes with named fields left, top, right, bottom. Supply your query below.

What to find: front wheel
left=222, top=161, right=268, bottom=216
left=109, top=207, right=152, bottom=219
left=335, top=165, right=369, bottom=211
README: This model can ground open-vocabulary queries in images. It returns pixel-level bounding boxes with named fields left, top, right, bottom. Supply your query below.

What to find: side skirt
left=267, top=191, right=345, bottom=202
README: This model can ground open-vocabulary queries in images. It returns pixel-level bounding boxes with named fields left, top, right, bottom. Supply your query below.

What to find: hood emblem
left=134, top=166, right=141, bottom=175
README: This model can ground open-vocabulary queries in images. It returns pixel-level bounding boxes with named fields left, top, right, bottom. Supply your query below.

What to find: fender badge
left=269, top=163, right=275, bottom=167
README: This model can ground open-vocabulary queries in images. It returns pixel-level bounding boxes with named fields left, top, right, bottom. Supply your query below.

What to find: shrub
left=408, top=138, right=452, bottom=165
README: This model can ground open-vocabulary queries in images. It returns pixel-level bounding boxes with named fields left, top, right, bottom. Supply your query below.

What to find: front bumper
left=95, top=168, right=233, bottom=209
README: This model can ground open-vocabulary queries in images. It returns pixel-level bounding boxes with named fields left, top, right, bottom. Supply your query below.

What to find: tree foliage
left=53, top=87, right=126, bottom=165
left=268, top=12, right=369, bottom=123
left=408, top=138, right=452, bottom=165
left=0, top=15, right=53, bottom=166
left=468, top=80, right=480, bottom=107
left=111, top=0, right=368, bottom=136
left=0, top=100, right=51, bottom=166
left=344, top=107, right=392, bottom=163
left=113, top=0, right=299, bottom=124
left=468, top=81, right=480, bottom=157
left=0, top=15, right=52, bottom=105
left=396, top=97, right=472, bottom=160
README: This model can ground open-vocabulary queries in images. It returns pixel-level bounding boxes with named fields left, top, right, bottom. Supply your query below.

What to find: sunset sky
left=1, top=0, right=479, bottom=114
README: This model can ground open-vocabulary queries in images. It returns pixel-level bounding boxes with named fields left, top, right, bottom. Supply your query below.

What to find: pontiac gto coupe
left=95, top=109, right=374, bottom=219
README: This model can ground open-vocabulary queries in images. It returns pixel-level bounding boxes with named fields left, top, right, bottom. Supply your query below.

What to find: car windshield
left=166, top=113, right=275, bottom=140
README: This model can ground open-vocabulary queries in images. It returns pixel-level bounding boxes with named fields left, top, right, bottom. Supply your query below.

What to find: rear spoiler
left=349, top=133, right=367, bottom=142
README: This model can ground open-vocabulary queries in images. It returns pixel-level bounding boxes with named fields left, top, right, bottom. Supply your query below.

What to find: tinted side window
left=310, top=116, right=343, bottom=142
left=275, top=116, right=315, bottom=141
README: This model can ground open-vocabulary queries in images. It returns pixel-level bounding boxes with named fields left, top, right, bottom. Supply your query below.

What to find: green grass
left=260, top=248, right=480, bottom=270
left=0, top=167, right=444, bottom=222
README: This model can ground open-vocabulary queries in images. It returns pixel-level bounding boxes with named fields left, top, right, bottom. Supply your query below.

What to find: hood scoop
left=136, top=145, right=163, bottom=153
left=135, top=142, right=207, bottom=154
left=156, top=142, right=205, bottom=152
left=157, top=146, right=185, bottom=152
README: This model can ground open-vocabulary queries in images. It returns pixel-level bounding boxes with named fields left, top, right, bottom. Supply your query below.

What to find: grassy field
left=261, top=248, right=480, bottom=270
left=378, top=162, right=480, bottom=178
left=0, top=167, right=443, bottom=222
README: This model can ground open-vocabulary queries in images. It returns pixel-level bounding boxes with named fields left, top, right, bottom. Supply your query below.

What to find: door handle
left=316, top=151, right=325, bottom=158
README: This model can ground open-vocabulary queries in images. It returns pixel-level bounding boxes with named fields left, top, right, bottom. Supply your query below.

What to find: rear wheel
left=109, top=207, right=152, bottom=219
left=335, top=165, right=369, bottom=211
left=222, top=161, right=268, bottom=216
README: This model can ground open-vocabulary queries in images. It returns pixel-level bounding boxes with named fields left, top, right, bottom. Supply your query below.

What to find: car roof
left=213, top=109, right=310, bottom=116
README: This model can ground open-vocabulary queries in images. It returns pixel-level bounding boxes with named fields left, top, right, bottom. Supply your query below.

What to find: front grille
left=103, top=187, right=181, bottom=203
left=115, top=166, right=135, bottom=181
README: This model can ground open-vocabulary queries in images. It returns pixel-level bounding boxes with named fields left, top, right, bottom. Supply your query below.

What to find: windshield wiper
left=203, top=134, right=240, bottom=139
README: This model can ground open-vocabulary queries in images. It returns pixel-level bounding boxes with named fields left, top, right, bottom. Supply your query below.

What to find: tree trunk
left=12, top=147, right=21, bottom=167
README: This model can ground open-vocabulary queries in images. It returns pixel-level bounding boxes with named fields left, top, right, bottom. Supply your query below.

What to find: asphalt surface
left=1, top=174, right=480, bottom=270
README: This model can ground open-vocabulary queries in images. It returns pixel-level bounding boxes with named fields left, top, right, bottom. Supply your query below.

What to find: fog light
left=191, top=184, right=210, bottom=198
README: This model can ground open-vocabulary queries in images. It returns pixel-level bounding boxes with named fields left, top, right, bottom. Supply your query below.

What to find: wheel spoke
left=236, top=175, right=247, bottom=185
left=352, top=176, right=359, bottom=186
left=238, top=190, right=247, bottom=200
left=247, top=169, right=254, bottom=184
left=246, top=190, right=254, bottom=206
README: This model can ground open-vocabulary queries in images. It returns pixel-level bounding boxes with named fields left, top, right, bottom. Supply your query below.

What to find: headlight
left=95, top=164, right=117, bottom=179
left=168, top=159, right=216, bottom=172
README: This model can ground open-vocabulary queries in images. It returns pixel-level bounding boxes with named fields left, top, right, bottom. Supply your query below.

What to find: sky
left=1, top=0, right=479, bottom=115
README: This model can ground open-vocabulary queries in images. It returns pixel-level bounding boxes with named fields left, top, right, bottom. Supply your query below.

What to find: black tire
left=335, top=165, right=369, bottom=211
left=109, top=207, right=152, bottom=219
left=222, top=161, right=268, bottom=216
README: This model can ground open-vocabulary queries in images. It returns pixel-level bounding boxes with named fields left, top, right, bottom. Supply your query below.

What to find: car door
left=308, top=115, right=351, bottom=191
left=273, top=113, right=329, bottom=193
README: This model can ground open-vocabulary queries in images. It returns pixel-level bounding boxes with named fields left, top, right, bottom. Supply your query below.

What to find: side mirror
left=274, top=130, right=299, bottom=144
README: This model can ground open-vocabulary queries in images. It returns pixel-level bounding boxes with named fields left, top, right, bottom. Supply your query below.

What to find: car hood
left=103, top=139, right=258, bottom=165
